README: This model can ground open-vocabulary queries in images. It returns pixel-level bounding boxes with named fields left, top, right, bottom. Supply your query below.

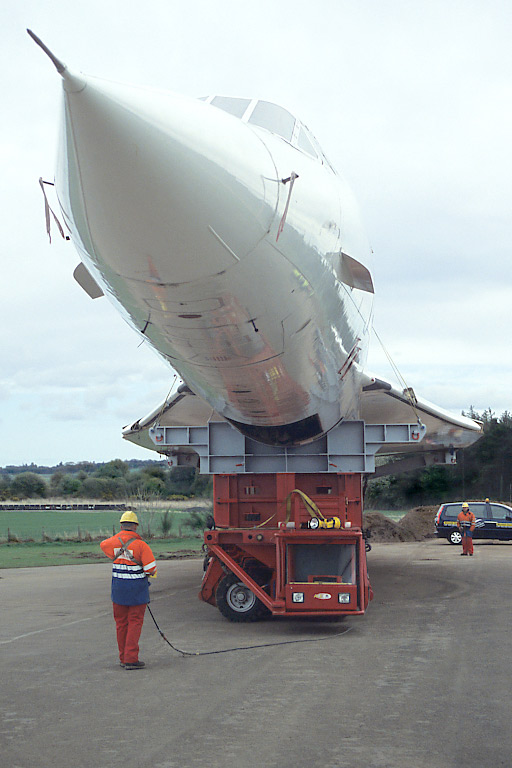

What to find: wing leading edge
left=360, top=374, right=483, bottom=455
left=122, top=386, right=220, bottom=455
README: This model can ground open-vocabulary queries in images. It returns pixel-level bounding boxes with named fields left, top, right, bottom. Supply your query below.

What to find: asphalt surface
left=2, top=538, right=512, bottom=768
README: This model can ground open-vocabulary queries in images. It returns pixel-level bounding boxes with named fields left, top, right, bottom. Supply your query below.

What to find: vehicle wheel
left=449, top=530, right=462, bottom=545
left=216, top=573, right=266, bottom=622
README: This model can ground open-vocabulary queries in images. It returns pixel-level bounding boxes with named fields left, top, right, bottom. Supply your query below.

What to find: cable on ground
left=146, top=605, right=352, bottom=658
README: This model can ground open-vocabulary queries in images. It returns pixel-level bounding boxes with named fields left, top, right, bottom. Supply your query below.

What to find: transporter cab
left=200, top=472, right=372, bottom=621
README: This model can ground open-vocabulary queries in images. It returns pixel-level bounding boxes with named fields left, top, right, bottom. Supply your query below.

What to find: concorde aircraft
left=29, top=30, right=482, bottom=466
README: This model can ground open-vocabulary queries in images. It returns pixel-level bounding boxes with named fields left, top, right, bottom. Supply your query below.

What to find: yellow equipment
left=319, top=516, right=342, bottom=529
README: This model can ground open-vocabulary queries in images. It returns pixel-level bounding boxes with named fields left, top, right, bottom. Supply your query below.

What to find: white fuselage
left=56, top=75, right=374, bottom=445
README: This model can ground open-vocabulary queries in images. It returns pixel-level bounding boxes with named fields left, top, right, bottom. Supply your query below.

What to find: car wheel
left=449, top=529, right=462, bottom=545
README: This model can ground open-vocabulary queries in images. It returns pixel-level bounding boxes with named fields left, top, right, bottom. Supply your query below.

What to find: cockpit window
left=297, top=126, right=318, bottom=158
left=202, top=95, right=332, bottom=167
left=248, top=101, right=296, bottom=142
left=211, top=96, right=252, bottom=118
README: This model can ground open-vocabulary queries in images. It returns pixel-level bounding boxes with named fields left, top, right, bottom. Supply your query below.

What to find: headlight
left=309, top=518, right=320, bottom=529
left=338, top=593, right=350, bottom=604
left=292, top=592, right=305, bottom=603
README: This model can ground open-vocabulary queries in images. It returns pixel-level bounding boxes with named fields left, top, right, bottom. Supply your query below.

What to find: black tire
left=216, top=573, right=267, bottom=622
left=449, top=529, right=463, bottom=545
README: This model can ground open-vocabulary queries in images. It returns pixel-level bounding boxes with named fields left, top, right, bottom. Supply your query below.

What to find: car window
left=442, top=503, right=487, bottom=520
left=441, top=505, right=460, bottom=520
left=492, top=504, right=512, bottom=522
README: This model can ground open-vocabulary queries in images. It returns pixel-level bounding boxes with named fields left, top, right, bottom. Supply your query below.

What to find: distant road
left=1, top=539, right=511, bottom=767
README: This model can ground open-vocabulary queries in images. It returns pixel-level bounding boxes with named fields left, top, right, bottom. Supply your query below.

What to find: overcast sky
left=2, top=0, right=511, bottom=466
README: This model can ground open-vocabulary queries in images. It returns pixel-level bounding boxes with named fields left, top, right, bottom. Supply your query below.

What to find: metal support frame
left=149, top=419, right=426, bottom=474
left=207, top=543, right=278, bottom=613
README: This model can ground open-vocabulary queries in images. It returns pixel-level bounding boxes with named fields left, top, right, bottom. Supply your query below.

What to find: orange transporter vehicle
left=149, top=418, right=425, bottom=623
left=199, top=472, right=372, bottom=622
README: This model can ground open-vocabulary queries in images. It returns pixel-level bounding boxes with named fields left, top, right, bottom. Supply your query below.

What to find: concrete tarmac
left=1, top=539, right=511, bottom=768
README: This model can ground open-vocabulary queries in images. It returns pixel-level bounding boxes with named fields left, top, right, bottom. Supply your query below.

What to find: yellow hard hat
left=462, top=502, right=469, bottom=510
left=120, top=510, right=139, bottom=525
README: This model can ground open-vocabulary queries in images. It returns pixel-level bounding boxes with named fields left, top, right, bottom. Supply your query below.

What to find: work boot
left=125, top=660, right=145, bottom=670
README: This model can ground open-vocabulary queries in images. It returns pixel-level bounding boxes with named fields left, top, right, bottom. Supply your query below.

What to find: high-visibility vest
left=100, top=531, right=157, bottom=605
left=457, top=510, right=476, bottom=533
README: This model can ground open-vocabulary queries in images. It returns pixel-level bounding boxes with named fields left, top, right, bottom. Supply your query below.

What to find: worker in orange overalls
left=100, top=511, right=157, bottom=669
left=457, top=502, right=476, bottom=556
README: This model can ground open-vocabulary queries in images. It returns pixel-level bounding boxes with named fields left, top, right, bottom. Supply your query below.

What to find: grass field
left=0, top=507, right=208, bottom=568
left=0, top=538, right=203, bottom=569
left=0, top=507, right=209, bottom=542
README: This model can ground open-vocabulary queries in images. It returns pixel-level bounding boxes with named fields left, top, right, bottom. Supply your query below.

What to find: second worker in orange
left=457, top=502, right=476, bottom=556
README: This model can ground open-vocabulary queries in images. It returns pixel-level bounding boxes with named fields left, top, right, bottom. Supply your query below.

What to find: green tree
left=80, top=476, right=111, bottom=498
left=0, top=475, right=12, bottom=500
left=191, top=472, right=213, bottom=497
left=95, top=459, right=129, bottom=479
left=59, top=475, right=82, bottom=496
left=418, top=466, right=451, bottom=504
left=365, top=475, right=406, bottom=509
left=166, top=466, right=197, bottom=495
left=49, top=471, right=65, bottom=494
left=142, top=466, right=167, bottom=482
left=127, top=470, right=164, bottom=497
left=10, top=472, right=47, bottom=499
left=139, top=476, right=165, bottom=496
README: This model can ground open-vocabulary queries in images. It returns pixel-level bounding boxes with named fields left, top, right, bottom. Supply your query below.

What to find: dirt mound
left=363, top=512, right=415, bottom=542
left=363, top=506, right=438, bottom=543
left=398, top=506, right=438, bottom=541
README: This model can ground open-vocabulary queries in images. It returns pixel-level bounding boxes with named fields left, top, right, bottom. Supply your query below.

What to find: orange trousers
left=461, top=532, right=474, bottom=555
left=113, top=603, right=147, bottom=664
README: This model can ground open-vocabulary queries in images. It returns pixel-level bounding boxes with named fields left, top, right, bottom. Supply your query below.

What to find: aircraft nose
left=56, top=77, right=279, bottom=284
